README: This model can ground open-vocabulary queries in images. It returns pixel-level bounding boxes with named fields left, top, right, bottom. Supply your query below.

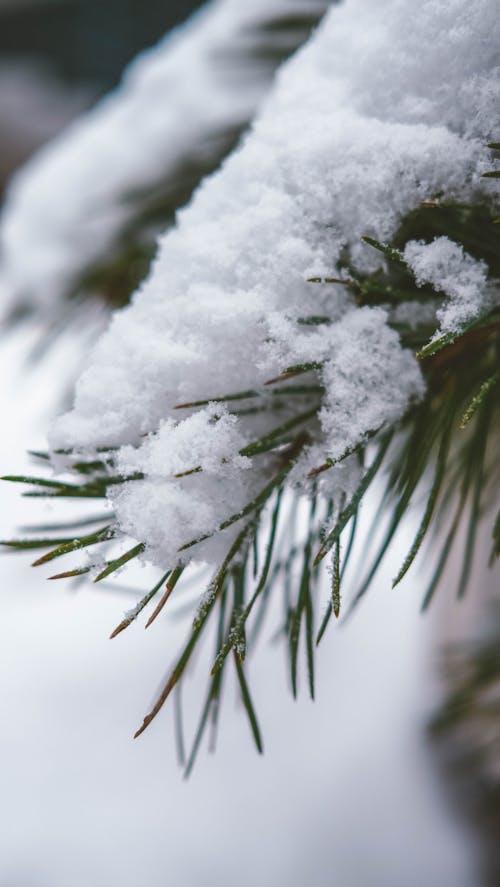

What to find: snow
left=117, top=405, right=251, bottom=479
left=319, top=308, right=425, bottom=462
left=113, top=408, right=255, bottom=565
left=43, top=0, right=500, bottom=566
left=404, top=237, right=492, bottom=335
left=0, top=0, right=328, bottom=310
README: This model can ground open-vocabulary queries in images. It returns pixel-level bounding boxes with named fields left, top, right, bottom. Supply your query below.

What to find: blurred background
left=0, top=0, right=203, bottom=195
left=0, top=0, right=202, bottom=88
left=0, top=2, right=498, bottom=886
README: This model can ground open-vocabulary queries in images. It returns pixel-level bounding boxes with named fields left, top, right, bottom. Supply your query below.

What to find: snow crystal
left=0, top=0, right=328, bottom=312
left=45, top=0, right=498, bottom=566
left=404, top=237, right=492, bottom=335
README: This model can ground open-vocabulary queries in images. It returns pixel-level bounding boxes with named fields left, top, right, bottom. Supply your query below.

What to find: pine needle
left=31, top=525, right=114, bottom=567
left=392, top=411, right=453, bottom=587
left=211, top=488, right=282, bottom=676
left=134, top=522, right=254, bottom=738
left=234, top=653, right=263, bottom=754
left=361, top=235, right=406, bottom=266
left=109, top=569, right=172, bottom=639
left=48, top=566, right=91, bottom=580
left=94, top=543, right=145, bottom=583
left=459, top=368, right=500, bottom=429
left=314, top=433, right=392, bottom=567
left=145, top=564, right=185, bottom=629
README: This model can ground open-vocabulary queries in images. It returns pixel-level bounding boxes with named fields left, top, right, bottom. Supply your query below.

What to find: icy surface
left=404, top=237, right=492, bottom=335
left=48, top=0, right=498, bottom=566
left=0, top=0, right=328, bottom=309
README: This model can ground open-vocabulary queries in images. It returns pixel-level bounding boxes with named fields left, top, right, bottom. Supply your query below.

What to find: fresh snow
left=319, top=308, right=425, bottom=461
left=44, top=0, right=499, bottom=567
left=404, top=237, right=493, bottom=335
left=0, top=0, right=328, bottom=311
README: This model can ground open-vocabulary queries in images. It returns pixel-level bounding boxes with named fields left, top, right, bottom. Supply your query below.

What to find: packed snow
left=42, top=0, right=499, bottom=567
left=0, top=0, right=328, bottom=311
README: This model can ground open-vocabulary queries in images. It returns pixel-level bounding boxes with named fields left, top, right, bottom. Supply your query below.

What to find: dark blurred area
left=0, top=0, right=203, bottom=90
left=0, top=0, right=203, bottom=195
left=430, top=604, right=500, bottom=887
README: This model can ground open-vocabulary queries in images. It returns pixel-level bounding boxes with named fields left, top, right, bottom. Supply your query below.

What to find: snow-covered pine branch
left=0, top=0, right=329, bottom=317
left=2, top=0, right=499, bottom=753
left=48, top=0, right=498, bottom=564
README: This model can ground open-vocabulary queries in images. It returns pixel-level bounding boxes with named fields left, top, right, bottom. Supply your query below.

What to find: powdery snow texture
left=47, top=0, right=499, bottom=566
left=404, top=237, right=492, bottom=335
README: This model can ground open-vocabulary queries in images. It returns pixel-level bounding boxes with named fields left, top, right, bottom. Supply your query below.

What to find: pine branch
left=4, top=191, right=499, bottom=763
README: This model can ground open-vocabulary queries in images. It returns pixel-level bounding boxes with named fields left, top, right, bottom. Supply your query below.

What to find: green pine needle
left=94, top=542, right=145, bottom=583
left=234, top=654, right=263, bottom=755
left=32, top=525, right=114, bottom=567
left=314, top=434, right=393, bottom=567
left=459, top=368, right=500, bottom=429
left=109, top=568, right=173, bottom=639
left=361, top=235, right=406, bottom=266
left=392, top=412, right=453, bottom=587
